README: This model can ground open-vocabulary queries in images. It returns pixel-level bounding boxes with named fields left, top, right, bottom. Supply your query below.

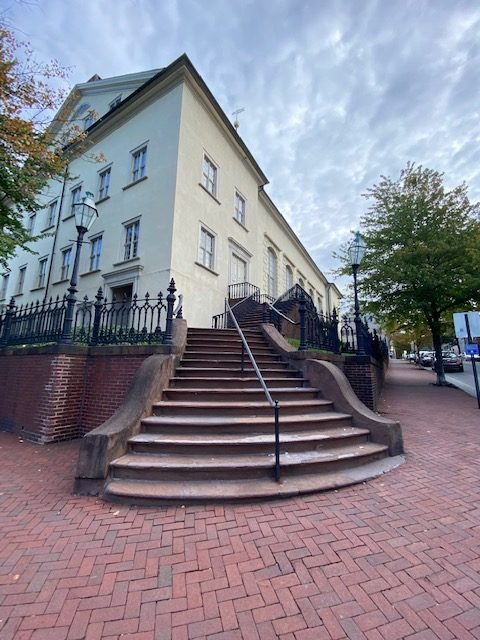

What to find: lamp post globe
left=61, top=192, right=98, bottom=342
left=348, top=231, right=366, bottom=355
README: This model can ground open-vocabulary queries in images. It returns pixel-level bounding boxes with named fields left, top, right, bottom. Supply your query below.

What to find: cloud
left=9, top=0, right=480, bottom=280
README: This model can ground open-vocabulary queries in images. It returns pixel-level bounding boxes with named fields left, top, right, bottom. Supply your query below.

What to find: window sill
left=41, top=225, right=56, bottom=233
left=52, top=278, right=70, bottom=285
left=122, top=175, right=148, bottom=191
left=198, top=183, right=221, bottom=205
left=62, top=214, right=75, bottom=222
left=112, top=257, right=141, bottom=267
left=30, top=286, right=46, bottom=292
left=80, top=269, right=101, bottom=277
left=96, top=195, right=110, bottom=205
left=233, top=217, right=248, bottom=232
left=12, top=292, right=24, bottom=298
left=195, top=261, right=219, bottom=276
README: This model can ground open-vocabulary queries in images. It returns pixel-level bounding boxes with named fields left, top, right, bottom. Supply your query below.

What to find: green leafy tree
left=0, top=23, right=72, bottom=270
left=345, top=163, right=480, bottom=385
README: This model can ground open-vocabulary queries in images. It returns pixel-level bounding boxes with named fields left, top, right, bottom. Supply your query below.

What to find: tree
left=0, top=23, right=70, bottom=270
left=348, top=163, right=480, bottom=385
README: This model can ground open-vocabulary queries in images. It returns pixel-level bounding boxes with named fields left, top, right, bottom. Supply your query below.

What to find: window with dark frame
left=202, top=155, right=217, bottom=197
left=1, top=274, right=9, bottom=300
left=17, top=266, right=26, bottom=294
left=37, top=258, right=48, bottom=288
left=70, top=186, right=82, bottom=215
left=98, top=168, right=111, bottom=200
left=89, top=236, right=102, bottom=271
left=234, top=191, right=246, bottom=225
left=131, top=147, right=147, bottom=183
left=47, top=200, right=57, bottom=227
left=61, top=248, right=72, bottom=280
left=199, top=227, right=215, bottom=270
left=124, top=221, right=139, bottom=261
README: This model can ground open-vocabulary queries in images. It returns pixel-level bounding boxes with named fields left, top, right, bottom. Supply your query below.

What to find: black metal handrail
left=225, top=298, right=281, bottom=482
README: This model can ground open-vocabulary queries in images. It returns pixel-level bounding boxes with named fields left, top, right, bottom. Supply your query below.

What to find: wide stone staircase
left=103, top=327, right=389, bottom=504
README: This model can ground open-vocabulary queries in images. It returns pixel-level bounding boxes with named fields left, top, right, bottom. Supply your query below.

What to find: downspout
left=45, top=166, right=69, bottom=298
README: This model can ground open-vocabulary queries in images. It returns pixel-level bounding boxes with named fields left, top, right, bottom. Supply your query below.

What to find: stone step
left=189, top=327, right=262, bottom=337
left=104, top=455, right=402, bottom=505
left=108, top=442, right=388, bottom=482
left=180, top=358, right=288, bottom=369
left=185, top=342, right=275, bottom=354
left=162, top=387, right=320, bottom=403
left=129, top=426, right=369, bottom=455
left=169, top=376, right=305, bottom=389
left=141, top=410, right=348, bottom=433
left=152, top=398, right=333, bottom=418
left=175, top=367, right=301, bottom=379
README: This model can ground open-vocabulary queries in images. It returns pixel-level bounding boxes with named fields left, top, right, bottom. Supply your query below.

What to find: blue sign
left=465, top=343, right=480, bottom=355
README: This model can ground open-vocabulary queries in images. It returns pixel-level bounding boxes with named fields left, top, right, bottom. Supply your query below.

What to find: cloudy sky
left=5, top=0, right=480, bottom=282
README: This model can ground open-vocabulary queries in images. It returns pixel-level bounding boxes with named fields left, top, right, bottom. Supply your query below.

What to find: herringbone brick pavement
left=1, top=360, right=479, bottom=639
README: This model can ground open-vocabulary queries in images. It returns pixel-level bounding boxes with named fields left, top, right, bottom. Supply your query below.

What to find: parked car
left=419, top=351, right=434, bottom=367
left=433, top=351, right=464, bottom=373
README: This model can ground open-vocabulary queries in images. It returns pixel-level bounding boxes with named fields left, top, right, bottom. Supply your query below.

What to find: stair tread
left=165, top=387, right=319, bottom=393
left=111, top=443, right=387, bottom=469
left=104, top=456, right=403, bottom=502
left=131, top=426, right=369, bottom=445
left=142, top=410, right=346, bottom=426
left=170, top=377, right=302, bottom=383
left=152, top=399, right=331, bottom=409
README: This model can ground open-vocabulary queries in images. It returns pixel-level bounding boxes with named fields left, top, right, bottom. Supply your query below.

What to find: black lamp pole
left=61, top=192, right=98, bottom=343
left=348, top=231, right=366, bottom=356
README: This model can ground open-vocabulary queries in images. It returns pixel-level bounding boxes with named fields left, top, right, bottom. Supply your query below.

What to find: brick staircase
left=103, top=327, right=389, bottom=504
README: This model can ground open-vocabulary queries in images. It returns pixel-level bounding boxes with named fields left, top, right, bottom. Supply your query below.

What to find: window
left=267, top=248, right=278, bottom=298
left=131, top=146, right=147, bottom=182
left=199, top=227, right=215, bottom=270
left=1, top=274, right=9, bottom=300
left=90, top=236, right=102, bottom=271
left=83, top=112, right=94, bottom=130
left=28, top=213, right=36, bottom=234
left=109, top=95, right=122, bottom=110
left=17, top=266, right=26, bottom=295
left=285, top=265, right=294, bottom=290
left=298, top=278, right=305, bottom=289
left=124, top=221, right=139, bottom=260
left=317, top=296, right=323, bottom=314
left=202, top=155, right=217, bottom=197
left=61, top=247, right=72, bottom=280
left=70, top=185, right=82, bottom=215
left=98, top=168, right=111, bottom=200
left=234, top=192, right=246, bottom=225
left=231, top=253, right=247, bottom=284
left=37, top=258, right=48, bottom=288
left=47, top=200, right=57, bottom=228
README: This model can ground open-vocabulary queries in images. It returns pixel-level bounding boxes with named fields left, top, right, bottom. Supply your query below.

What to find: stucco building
left=1, top=54, right=341, bottom=325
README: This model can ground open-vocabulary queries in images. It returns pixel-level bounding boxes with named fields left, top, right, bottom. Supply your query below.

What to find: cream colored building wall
left=3, top=82, right=182, bottom=307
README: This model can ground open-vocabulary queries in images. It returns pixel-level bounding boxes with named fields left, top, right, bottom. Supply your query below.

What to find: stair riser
left=130, top=435, right=368, bottom=456
left=142, top=417, right=348, bottom=435
left=169, top=378, right=305, bottom=389
left=109, top=449, right=387, bottom=482
left=175, top=369, right=301, bottom=379
left=152, top=403, right=332, bottom=418
left=180, top=360, right=287, bottom=369
left=186, top=339, right=268, bottom=349
left=183, top=351, right=283, bottom=362
left=162, top=390, right=319, bottom=402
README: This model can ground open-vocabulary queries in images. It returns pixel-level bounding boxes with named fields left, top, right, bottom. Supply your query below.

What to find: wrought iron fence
left=0, top=279, right=180, bottom=347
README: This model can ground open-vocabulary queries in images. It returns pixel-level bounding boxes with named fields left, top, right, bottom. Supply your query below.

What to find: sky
left=4, top=0, right=480, bottom=285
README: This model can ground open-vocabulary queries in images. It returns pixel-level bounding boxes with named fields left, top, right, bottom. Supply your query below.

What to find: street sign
left=453, top=312, right=480, bottom=339
left=465, top=343, right=480, bottom=356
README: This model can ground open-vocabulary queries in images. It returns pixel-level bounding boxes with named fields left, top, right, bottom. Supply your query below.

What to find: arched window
left=267, top=248, right=278, bottom=298
left=285, top=265, right=294, bottom=291
left=298, top=278, right=305, bottom=289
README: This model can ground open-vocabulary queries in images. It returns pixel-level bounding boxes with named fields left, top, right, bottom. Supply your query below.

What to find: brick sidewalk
left=1, top=360, right=479, bottom=640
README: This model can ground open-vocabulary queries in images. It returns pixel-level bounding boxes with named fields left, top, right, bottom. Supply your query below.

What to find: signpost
left=453, top=311, right=480, bottom=409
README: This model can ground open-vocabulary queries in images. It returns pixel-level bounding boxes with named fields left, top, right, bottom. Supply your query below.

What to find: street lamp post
left=61, top=192, right=98, bottom=343
left=348, top=231, right=367, bottom=355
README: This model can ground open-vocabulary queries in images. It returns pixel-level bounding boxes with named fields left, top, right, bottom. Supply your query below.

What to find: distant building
left=1, top=54, right=341, bottom=326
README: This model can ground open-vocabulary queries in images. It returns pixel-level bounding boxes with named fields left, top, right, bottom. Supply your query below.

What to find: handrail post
left=0, top=297, right=16, bottom=346
left=164, top=278, right=176, bottom=345
left=274, top=400, right=280, bottom=482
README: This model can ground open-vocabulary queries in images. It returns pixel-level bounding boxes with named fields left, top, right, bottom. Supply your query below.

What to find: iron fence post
left=164, top=278, right=176, bottom=345
left=299, top=290, right=307, bottom=351
left=61, top=228, right=86, bottom=343
left=331, top=307, right=341, bottom=353
left=90, top=287, right=104, bottom=346
left=0, top=297, right=16, bottom=346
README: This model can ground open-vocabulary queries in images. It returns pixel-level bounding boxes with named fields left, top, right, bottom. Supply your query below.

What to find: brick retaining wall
left=0, top=344, right=170, bottom=443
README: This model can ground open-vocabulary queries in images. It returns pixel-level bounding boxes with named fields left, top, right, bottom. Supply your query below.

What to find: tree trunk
left=431, top=315, right=447, bottom=385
